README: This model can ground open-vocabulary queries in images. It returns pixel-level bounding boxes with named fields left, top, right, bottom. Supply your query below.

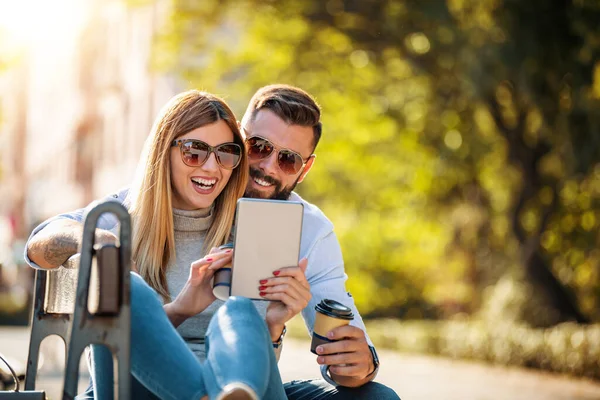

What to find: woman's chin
left=191, top=198, right=214, bottom=210
left=173, top=193, right=215, bottom=211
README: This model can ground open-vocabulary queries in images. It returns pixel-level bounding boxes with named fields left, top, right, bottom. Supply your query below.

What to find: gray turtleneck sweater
left=166, top=207, right=270, bottom=362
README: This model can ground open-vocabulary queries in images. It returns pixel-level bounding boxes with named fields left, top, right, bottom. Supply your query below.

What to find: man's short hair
left=244, top=84, right=322, bottom=151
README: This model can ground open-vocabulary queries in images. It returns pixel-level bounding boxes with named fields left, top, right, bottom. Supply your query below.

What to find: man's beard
left=244, top=167, right=299, bottom=200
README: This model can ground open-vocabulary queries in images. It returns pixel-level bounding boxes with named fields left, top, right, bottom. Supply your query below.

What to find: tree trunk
left=521, top=247, right=589, bottom=326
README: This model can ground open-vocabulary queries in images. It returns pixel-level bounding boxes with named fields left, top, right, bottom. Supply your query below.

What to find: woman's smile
left=191, top=176, right=219, bottom=195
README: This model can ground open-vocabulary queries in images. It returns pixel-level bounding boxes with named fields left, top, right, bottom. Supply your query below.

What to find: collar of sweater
left=172, top=207, right=213, bottom=232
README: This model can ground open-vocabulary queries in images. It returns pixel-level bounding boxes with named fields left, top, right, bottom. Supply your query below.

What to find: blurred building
left=0, top=0, right=180, bottom=247
left=0, top=0, right=182, bottom=310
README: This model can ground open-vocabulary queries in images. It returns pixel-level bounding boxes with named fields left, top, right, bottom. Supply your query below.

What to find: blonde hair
left=127, top=90, right=248, bottom=300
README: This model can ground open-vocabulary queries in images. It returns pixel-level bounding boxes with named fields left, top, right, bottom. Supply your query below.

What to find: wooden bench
left=24, top=201, right=132, bottom=400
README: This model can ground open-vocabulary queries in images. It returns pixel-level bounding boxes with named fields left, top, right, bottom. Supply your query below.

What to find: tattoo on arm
left=42, top=234, right=79, bottom=268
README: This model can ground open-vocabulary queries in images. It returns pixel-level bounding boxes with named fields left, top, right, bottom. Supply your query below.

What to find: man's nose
left=258, top=150, right=279, bottom=173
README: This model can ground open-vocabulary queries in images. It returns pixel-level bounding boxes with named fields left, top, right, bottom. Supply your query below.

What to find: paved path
left=2, top=326, right=600, bottom=399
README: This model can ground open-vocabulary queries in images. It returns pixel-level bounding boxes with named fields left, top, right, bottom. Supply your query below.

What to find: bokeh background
left=1, top=0, right=600, bottom=395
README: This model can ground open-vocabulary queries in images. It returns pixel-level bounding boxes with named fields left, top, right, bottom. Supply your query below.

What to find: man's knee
left=285, top=379, right=400, bottom=400
left=336, top=382, right=399, bottom=400
left=358, top=382, right=400, bottom=400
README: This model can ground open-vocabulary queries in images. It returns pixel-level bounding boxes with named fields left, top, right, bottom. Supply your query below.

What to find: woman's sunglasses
left=245, top=135, right=312, bottom=175
left=171, top=139, right=242, bottom=170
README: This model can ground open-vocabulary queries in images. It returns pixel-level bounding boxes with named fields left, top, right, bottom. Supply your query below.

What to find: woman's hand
left=261, top=258, right=311, bottom=341
left=165, top=247, right=232, bottom=326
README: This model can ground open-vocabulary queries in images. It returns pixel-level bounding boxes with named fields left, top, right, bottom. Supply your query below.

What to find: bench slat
left=43, top=255, right=79, bottom=314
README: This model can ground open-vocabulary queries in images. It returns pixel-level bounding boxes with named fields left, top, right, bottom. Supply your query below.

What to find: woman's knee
left=224, top=296, right=255, bottom=310
left=220, top=296, right=261, bottom=320
left=130, top=272, right=162, bottom=306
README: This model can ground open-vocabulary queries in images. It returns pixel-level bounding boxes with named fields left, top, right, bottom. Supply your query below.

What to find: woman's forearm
left=163, top=302, right=188, bottom=328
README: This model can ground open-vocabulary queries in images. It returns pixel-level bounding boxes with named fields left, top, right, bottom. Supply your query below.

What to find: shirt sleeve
left=301, top=230, right=376, bottom=384
left=23, top=191, right=126, bottom=269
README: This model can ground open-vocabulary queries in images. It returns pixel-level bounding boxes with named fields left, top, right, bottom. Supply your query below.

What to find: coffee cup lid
left=315, top=299, right=354, bottom=320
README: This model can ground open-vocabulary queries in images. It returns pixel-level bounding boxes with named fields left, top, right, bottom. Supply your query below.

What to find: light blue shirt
left=24, top=188, right=377, bottom=384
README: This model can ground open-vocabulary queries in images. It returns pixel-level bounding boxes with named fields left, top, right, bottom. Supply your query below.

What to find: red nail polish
left=259, top=291, right=266, bottom=296
left=225, top=249, right=232, bottom=253
left=259, top=286, right=267, bottom=291
left=273, top=270, right=280, bottom=276
left=259, top=279, right=268, bottom=284
left=206, top=258, right=213, bottom=262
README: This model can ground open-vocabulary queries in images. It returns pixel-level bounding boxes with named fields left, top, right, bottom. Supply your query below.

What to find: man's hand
left=315, top=325, right=375, bottom=387
left=261, top=258, right=311, bottom=341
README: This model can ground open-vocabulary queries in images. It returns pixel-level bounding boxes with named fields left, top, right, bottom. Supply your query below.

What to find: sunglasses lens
left=182, top=141, right=210, bottom=166
left=247, top=137, right=273, bottom=160
left=278, top=150, right=303, bottom=175
left=216, top=144, right=242, bottom=169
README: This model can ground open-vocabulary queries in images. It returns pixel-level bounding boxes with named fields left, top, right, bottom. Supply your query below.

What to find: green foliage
left=288, top=312, right=600, bottom=379
left=364, top=318, right=600, bottom=380
left=155, top=0, right=600, bottom=321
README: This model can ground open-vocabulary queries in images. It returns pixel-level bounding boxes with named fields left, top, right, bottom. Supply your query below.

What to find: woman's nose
left=201, top=152, right=220, bottom=171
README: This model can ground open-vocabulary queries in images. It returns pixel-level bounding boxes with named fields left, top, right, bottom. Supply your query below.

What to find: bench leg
left=63, top=343, right=86, bottom=400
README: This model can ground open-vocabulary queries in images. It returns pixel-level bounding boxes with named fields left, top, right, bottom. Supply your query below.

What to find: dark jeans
left=284, top=379, right=400, bottom=400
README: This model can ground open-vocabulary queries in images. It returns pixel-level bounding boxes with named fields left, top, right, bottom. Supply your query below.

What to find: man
left=25, top=85, right=399, bottom=399
left=239, top=84, right=397, bottom=399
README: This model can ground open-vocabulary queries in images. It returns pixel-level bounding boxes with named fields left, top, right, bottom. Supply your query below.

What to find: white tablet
left=230, top=198, right=304, bottom=300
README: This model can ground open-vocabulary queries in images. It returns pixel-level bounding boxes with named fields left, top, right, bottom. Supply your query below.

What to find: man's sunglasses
left=171, top=138, right=242, bottom=170
left=245, top=135, right=312, bottom=175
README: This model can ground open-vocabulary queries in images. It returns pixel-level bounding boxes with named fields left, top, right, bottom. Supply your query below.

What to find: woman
left=30, top=90, right=288, bottom=400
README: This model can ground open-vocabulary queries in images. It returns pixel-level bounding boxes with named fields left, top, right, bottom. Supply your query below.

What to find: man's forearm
left=27, top=220, right=83, bottom=269
left=27, top=219, right=117, bottom=269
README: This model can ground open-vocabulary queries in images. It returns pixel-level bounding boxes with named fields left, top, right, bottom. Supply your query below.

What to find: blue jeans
left=284, top=379, right=400, bottom=400
left=77, top=272, right=287, bottom=400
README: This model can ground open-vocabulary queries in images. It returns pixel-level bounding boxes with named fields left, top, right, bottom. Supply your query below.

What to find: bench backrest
left=25, top=201, right=132, bottom=400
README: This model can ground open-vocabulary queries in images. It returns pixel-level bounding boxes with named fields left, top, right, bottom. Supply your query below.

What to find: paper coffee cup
left=311, top=299, right=354, bottom=354
left=212, top=243, right=233, bottom=301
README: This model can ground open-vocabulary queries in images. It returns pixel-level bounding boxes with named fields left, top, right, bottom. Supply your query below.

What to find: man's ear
left=297, top=154, right=316, bottom=184
left=237, top=120, right=246, bottom=139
